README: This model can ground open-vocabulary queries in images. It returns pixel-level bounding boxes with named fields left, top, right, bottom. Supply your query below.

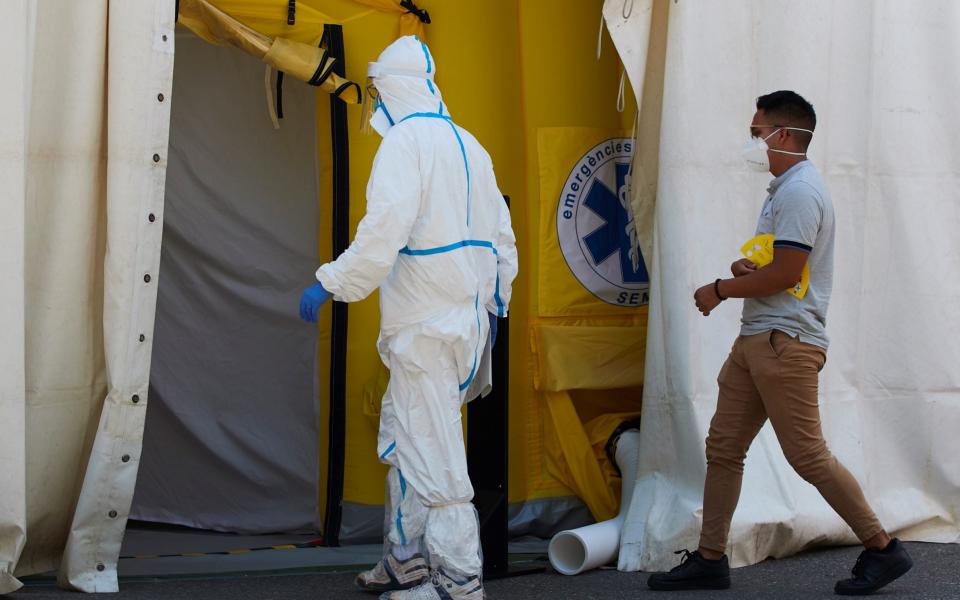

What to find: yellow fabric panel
left=531, top=317, right=646, bottom=392
left=517, top=0, right=648, bottom=511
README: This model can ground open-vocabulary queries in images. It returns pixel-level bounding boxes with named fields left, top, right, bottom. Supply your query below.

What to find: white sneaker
left=378, top=569, right=484, bottom=600
left=356, top=553, right=430, bottom=593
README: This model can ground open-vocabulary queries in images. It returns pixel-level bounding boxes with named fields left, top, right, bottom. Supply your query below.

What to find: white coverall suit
left=315, top=36, right=518, bottom=579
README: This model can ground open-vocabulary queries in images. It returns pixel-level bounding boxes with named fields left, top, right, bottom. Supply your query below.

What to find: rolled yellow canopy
left=177, top=0, right=362, bottom=103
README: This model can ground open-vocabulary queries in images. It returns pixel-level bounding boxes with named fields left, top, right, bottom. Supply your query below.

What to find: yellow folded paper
left=741, top=234, right=809, bottom=299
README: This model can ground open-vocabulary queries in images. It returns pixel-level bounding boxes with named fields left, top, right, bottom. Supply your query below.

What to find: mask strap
left=764, top=127, right=811, bottom=156
left=770, top=149, right=807, bottom=157
left=380, top=100, right=396, bottom=126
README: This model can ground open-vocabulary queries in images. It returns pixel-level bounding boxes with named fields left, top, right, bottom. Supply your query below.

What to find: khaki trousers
left=699, top=330, right=884, bottom=553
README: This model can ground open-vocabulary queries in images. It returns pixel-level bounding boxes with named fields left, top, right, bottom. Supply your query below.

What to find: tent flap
left=57, top=0, right=176, bottom=592
left=129, top=33, right=321, bottom=537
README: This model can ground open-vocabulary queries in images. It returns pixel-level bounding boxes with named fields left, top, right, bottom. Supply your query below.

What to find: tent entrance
left=129, top=33, right=322, bottom=539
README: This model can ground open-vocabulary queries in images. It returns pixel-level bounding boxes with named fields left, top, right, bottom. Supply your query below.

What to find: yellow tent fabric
left=349, top=0, right=427, bottom=38
left=531, top=316, right=646, bottom=392
left=530, top=123, right=649, bottom=517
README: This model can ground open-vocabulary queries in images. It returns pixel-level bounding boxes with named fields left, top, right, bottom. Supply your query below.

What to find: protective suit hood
left=367, top=36, right=448, bottom=136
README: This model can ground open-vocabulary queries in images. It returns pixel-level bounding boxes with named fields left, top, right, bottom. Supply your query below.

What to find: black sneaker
left=647, top=550, right=731, bottom=591
left=835, top=538, right=913, bottom=595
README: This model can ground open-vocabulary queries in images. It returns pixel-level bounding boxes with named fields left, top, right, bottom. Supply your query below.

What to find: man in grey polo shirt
left=648, top=91, right=913, bottom=595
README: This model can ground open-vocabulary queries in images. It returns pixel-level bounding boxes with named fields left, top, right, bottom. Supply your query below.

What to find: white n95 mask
left=741, top=127, right=813, bottom=172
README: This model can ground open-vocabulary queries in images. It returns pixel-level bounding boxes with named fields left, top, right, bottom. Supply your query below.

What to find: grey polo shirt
left=740, top=160, right=835, bottom=349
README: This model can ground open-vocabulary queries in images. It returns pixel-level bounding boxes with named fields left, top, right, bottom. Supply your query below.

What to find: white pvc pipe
left=548, top=429, right=642, bottom=575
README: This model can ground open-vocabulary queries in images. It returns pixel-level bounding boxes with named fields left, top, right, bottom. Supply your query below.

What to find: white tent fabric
left=0, top=0, right=175, bottom=593
left=614, top=0, right=960, bottom=571
left=130, top=35, right=320, bottom=534
left=0, top=3, right=31, bottom=595
left=601, top=0, right=660, bottom=282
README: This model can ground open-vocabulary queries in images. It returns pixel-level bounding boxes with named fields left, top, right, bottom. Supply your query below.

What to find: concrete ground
left=10, top=542, right=957, bottom=599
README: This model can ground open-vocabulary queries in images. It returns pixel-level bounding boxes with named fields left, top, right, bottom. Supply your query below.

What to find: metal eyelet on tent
left=149, top=213, right=156, bottom=222
left=139, top=334, right=145, bottom=342
left=121, top=455, right=131, bottom=463
left=132, top=395, right=140, bottom=403
left=144, top=274, right=151, bottom=283
left=152, top=154, right=160, bottom=163
left=108, top=510, right=117, bottom=519
left=96, top=564, right=105, bottom=572
left=157, top=93, right=165, bottom=102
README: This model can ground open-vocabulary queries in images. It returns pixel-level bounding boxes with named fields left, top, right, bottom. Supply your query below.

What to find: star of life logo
left=557, top=138, right=649, bottom=307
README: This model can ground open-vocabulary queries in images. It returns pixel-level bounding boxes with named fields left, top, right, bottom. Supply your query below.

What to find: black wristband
left=714, top=278, right=727, bottom=301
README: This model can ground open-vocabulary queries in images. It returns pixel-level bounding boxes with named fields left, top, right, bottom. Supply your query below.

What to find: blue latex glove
left=488, top=312, right=498, bottom=348
left=299, top=282, right=332, bottom=323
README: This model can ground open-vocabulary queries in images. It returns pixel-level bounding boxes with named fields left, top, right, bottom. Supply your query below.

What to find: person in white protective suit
left=298, top=36, right=518, bottom=600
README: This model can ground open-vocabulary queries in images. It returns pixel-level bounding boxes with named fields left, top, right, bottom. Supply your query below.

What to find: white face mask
left=741, top=127, right=812, bottom=172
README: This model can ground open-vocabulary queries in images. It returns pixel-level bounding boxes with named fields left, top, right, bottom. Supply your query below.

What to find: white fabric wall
left=614, top=0, right=960, bottom=571
left=130, top=35, right=320, bottom=535
left=0, top=2, right=31, bottom=595
left=0, top=0, right=175, bottom=593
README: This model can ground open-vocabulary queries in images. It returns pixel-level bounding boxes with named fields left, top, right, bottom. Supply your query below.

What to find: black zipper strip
left=322, top=23, right=349, bottom=548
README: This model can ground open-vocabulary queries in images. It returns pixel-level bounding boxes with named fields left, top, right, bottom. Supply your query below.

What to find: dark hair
left=756, top=90, right=816, bottom=148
